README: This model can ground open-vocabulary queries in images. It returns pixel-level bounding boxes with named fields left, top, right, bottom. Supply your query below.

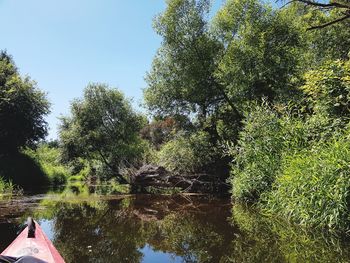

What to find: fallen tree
left=130, top=165, right=230, bottom=194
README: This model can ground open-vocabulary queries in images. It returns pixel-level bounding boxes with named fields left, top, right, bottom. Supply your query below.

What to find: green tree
left=280, top=0, right=350, bottom=30
left=279, top=2, right=350, bottom=66
left=0, top=51, right=50, bottom=154
left=144, top=0, right=240, bottom=123
left=144, top=0, right=305, bottom=144
left=59, top=83, right=145, bottom=183
left=212, top=0, right=303, bottom=104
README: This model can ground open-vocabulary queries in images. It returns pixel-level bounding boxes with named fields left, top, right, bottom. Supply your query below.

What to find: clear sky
left=0, top=0, right=250, bottom=140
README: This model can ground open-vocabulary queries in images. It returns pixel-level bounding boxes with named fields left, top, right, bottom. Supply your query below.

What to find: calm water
left=1, top=188, right=350, bottom=263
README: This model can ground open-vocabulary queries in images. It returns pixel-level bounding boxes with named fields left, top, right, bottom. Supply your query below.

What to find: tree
left=144, top=0, right=306, bottom=143
left=280, top=0, right=350, bottom=29
left=212, top=0, right=303, bottom=104
left=0, top=51, right=50, bottom=155
left=59, top=83, right=146, bottom=183
left=278, top=1, right=350, bottom=62
left=144, top=0, right=240, bottom=123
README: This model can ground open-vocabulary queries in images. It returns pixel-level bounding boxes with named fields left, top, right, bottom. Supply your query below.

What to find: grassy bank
left=0, top=177, right=14, bottom=195
left=229, top=59, right=350, bottom=233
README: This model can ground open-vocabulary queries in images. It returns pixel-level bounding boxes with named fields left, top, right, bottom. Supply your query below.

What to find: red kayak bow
left=1, top=218, right=65, bottom=263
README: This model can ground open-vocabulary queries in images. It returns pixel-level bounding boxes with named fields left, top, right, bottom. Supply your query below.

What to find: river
left=0, top=186, right=350, bottom=263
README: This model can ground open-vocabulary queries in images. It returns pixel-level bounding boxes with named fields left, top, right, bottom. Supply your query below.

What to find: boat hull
left=1, top=222, right=65, bottom=263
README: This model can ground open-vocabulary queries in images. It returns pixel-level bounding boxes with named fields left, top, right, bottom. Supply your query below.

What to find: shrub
left=0, top=177, right=14, bottom=195
left=157, top=131, right=218, bottom=174
left=140, top=117, right=187, bottom=149
left=263, top=135, right=350, bottom=231
left=301, top=59, right=350, bottom=119
left=229, top=100, right=338, bottom=203
left=24, top=145, right=69, bottom=185
left=230, top=104, right=284, bottom=202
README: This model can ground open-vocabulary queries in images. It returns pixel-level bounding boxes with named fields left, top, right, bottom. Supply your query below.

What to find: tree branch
left=97, top=149, right=128, bottom=184
left=279, top=0, right=350, bottom=29
left=307, top=14, right=350, bottom=30
left=290, top=0, right=350, bottom=9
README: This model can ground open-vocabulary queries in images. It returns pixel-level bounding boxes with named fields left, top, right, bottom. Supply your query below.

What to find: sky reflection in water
left=0, top=189, right=350, bottom=263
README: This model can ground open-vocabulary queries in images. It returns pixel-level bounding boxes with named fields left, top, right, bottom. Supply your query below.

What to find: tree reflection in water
left=38, top=194, right=234, bottom=263
left=1, top=192, right=350, bottom=263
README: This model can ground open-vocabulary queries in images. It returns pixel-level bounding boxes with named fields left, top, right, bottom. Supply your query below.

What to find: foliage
left=140, top=116, right=189, bottom=149
left=0, top=151, right=49, bottom=189
left=279, top=0, right=350, bottom=31
left=24, top=145, right=70, bottom=186
left=141, top=0, right=350, bottom=233
left=305, top=9, right=350, bottom=62
left=0, top=51, right=50, bottom=154
left=144, top=0, right=309, bottom=185
left=213, top=0, right=303, bottom=104
left=0, top=177, right=14, bottom=195
left=65, top=157, right=90, bottom=181
left=59, top=83, right=146, bottom=183
left=157, top=131, right=218, bottom=174
left=229, top=98, right=336, bottom=202
left=230, top=103, right=284, bottom=202
left=263, top=134, right=350, bottom=231
left=144, top=0, right=228, bottom=120
left=301, top=59, right=350, bottom=118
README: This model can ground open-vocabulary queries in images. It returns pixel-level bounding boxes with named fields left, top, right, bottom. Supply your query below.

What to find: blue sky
left=0, top=0, right=254, bottom=139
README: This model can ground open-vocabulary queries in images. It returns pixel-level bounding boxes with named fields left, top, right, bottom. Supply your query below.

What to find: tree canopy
left=59, top=83, right=146, bottom=183
left=144, top=0, right=306, bottom=143
left=0, top=51, right=50, bottom=155
left=280, top=0, right=350, bottom=29
left=144, top=0, right=229, bottom=121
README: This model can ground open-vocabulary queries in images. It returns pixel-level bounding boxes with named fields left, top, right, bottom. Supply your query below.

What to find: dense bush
left=24, top=145, right=69, bottom=185
left=229, top=101, right=323, bottom=202
left=229, top=104, right=284, bottom=202
left=140, top=116, right=193, bottom=149
left=301, top=59, right=350, bottom=119
left=157, top=131, right=218, bottom=174
left=0, top=151, right=49, bottom=188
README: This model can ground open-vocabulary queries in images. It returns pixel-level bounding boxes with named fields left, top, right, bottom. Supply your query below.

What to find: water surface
left=0, top=189, right=350, bottom=263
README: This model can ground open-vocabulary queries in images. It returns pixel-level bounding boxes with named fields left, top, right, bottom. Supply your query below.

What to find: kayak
left=1, top=218, right=65, bottom=263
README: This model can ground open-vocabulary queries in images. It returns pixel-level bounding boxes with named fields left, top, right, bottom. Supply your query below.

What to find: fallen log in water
left=130, top=165, right=229, bottom=193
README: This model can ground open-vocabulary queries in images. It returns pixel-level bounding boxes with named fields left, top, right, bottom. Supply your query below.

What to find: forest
left=1, top=0, right=350, bottom=234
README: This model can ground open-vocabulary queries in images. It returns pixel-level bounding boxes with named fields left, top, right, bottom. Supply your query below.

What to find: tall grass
left=230, top=104, right=284, bottom=202
left=229, top=101, right=350, bottom=231
left=0, top=177, right=15, bottom=195
left=263, top=136, right=350, bottom=232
